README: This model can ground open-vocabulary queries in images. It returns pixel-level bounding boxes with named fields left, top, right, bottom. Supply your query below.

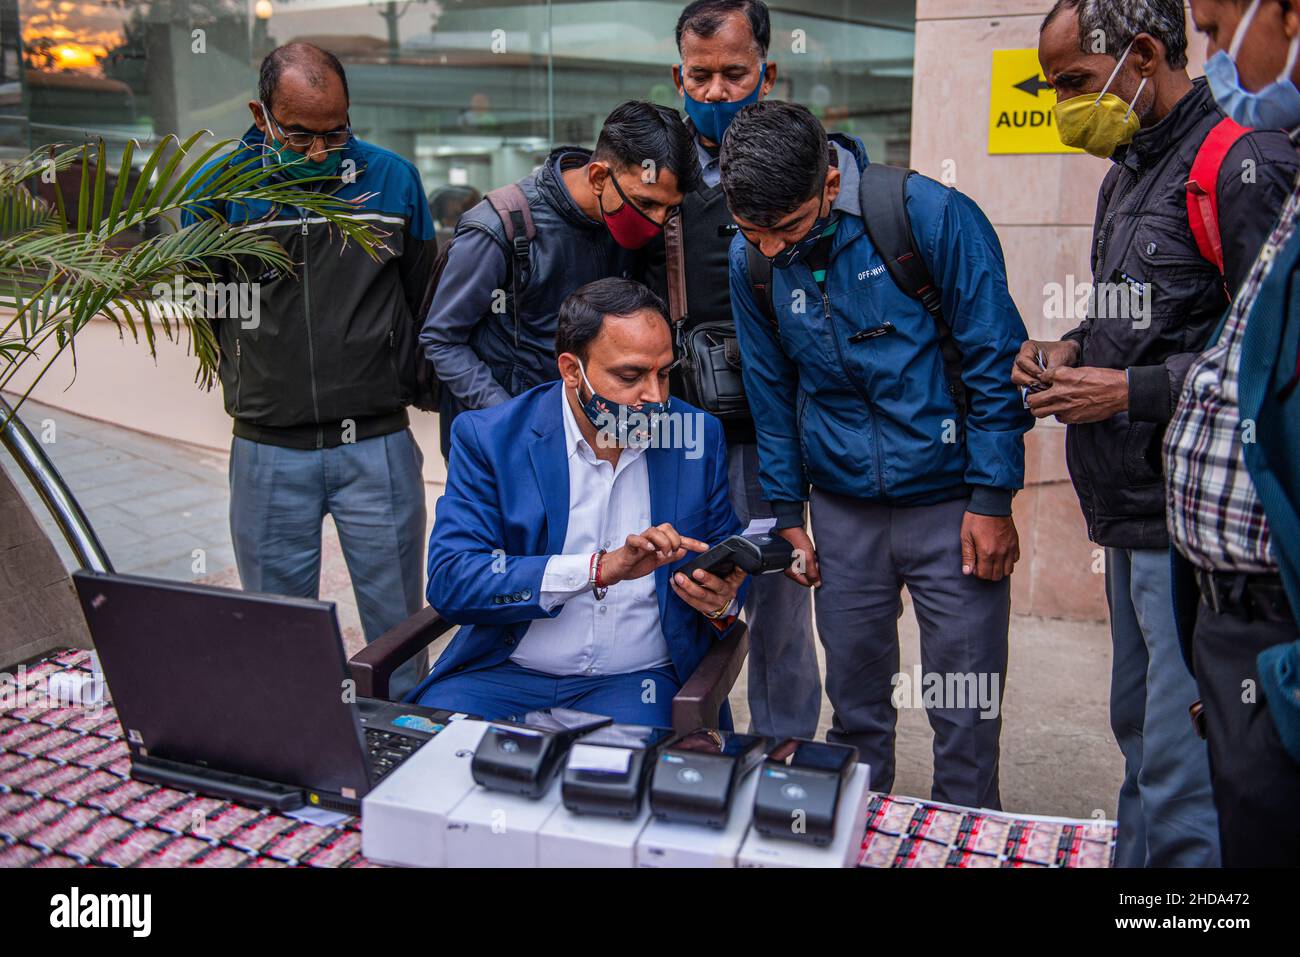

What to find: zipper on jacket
left=300, top=214, right=324, bottom=448
left=388, top=326, right=403, bottom=403
left=822, top=289, right=885, bottom=498
left=1094, top=167, right=1137, bottom=278
left=234, top=337, right=242, bottom=414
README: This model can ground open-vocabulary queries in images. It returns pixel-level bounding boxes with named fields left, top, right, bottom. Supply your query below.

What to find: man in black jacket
left=1020, top=0, right=1299, bottom=867
left=185, top=44, right=437, bottom=698
left=640, top=0, right=820, bottom=742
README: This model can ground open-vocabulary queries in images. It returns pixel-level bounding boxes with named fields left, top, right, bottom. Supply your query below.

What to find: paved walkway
left=2, top=395, right=1123, bottom=819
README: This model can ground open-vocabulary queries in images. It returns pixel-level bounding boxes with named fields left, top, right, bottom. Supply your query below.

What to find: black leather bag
left=663, top=215, right=751, bottom=420
left=678, top=319, right=750, bottom=419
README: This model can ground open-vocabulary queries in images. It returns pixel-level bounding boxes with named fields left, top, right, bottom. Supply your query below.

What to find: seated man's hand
left=601, top=523, right=707, bottom=585
left=672, top=563, right=747, bottom=618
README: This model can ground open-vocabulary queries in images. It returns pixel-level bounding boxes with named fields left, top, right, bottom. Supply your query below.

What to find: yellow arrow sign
left=988, top=48, right=1083, bottom=155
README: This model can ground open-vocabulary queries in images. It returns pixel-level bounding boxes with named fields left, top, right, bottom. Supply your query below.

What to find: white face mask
left=1205, top=0, right=1300, bottom=130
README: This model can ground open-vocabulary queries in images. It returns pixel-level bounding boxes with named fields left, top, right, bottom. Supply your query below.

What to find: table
left=1, top=649, right=1115, bottom=868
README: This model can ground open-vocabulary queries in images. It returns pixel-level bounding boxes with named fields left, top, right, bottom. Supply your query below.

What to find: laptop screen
left=72, top=571, right=372, bottom=798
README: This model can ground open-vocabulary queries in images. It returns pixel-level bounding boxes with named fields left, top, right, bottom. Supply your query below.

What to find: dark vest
left=643, top=178, right=756, bottom=445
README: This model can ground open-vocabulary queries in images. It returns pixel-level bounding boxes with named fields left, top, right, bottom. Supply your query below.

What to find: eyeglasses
left=261, top=102, right=351, bottom=150
left=609, top=172, right=681, bottom=226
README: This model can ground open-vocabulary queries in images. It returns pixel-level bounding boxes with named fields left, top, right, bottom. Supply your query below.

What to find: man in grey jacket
left=421, top=101, right=695, bottom=457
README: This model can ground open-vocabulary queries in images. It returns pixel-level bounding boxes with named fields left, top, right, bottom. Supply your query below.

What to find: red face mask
left=599, top=173, right=667, bottom=249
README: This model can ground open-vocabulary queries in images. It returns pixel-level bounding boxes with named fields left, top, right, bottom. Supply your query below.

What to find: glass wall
left=7, top=0, right=914, bottom=219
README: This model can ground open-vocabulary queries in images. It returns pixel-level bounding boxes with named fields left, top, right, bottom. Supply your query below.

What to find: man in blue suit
left=406, top=278, right=748, bottom=726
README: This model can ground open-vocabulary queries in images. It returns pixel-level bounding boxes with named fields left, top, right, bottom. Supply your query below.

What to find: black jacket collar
left=534, top=146, right=603, bottom=230
left=1118, top=77, right=1218, bottom=171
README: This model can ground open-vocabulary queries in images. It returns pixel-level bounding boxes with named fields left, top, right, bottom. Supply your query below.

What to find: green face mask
left=1053, top=43, right=1148, bottom=159
left=267, top=136, right=343, bottom=182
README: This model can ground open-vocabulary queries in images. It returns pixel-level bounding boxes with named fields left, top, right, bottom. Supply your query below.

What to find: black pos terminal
left=471, top=709, right=611, bottom=798
left=752, top=739, right=859, bottom=845
left=677, top=532, right=796, bottom=580
left=648, top=730, right=772, bottom=828
left=561, top=725, right=676, bottom=818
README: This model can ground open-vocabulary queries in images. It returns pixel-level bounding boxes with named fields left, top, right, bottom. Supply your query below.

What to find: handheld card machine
left=561, top=725, right=674, bottom=818
left=678, top=533, right=795, bottom=580
left=752, top=739, right=858, bottom=846
left=649, top=729, right=771, bottom=828
left=471, top=709, right=611, bottom=799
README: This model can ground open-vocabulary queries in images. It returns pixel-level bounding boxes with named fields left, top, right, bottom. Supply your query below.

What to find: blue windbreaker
left=728, top=135, right=1031, bottom=522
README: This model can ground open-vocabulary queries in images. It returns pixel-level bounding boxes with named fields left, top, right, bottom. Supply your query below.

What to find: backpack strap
left=858, top=163, right=969, bottom=419
left=1186, top=117, right=1252, bottom=285
left=745, top=241, right=779, bottom=332
left=485, top=184, right=536, bottom=348
left=663, top=212, right=689, bottom=327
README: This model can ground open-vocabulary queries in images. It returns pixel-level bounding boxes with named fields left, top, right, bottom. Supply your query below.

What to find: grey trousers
left=1106, top=548, right=1220, bottom=867
left=229, top=430, right=429, bottom=700
left=810, top=490, right=1009, bottom=809
left=727, top=442, right=821, bottom=740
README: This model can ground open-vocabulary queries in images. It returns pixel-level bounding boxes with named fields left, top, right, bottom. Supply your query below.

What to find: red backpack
left=1186, top=116, right=1253, bottom=293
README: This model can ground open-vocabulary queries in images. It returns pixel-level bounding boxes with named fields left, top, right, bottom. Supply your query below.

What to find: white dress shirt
left=509, top=388, right=672, bottom=677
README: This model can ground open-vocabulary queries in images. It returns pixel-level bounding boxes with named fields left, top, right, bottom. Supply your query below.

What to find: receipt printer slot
left=471, top=709, right=611, bottom=799
left=562, top=725, right=674, bottom=818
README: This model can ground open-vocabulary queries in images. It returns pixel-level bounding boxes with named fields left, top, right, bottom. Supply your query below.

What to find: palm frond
left=0, top=134, right=390, bottom=404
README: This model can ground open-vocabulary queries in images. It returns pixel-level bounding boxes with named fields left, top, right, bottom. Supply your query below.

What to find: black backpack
left=745, top=163, right=969, bottom=419
left=411, top=184, right=536, bottom=412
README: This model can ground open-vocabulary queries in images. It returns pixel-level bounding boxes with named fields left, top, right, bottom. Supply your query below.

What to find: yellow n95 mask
left=1054, top=42, right=1148, bottom=159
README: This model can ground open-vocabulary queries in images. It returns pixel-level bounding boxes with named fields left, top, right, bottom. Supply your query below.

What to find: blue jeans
left=416, top=659, right=681, bottom=726
left=728, top=442, right=821, bottom=740
left=229, top=430, right=428, bottom=699
left=1106, top=547, right=1220, bottom=867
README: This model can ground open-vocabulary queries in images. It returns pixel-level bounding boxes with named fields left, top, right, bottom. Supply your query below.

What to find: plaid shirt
left=1163, top=133, right=1300, bottom=573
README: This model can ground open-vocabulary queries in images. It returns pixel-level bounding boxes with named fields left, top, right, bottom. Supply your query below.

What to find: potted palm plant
left=0, top=132, right=386, bottom=668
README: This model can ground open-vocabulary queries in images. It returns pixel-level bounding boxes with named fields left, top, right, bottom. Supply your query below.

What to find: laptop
left=72, top=570, right=470, bottom=814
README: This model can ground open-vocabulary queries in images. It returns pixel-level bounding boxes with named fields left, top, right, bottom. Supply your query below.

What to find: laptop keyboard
left=365, top=728, right=421, bottom=779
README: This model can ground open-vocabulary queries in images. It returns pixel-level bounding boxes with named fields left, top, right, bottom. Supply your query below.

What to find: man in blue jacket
left=406, top=278, right=746, bottom=725
left=721, top=102, right=1031, bottom=808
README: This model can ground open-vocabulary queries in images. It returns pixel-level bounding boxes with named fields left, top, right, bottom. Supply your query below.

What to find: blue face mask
left=681, top=62, right=766, bottom=143
left=576, top=359, right=671, bottom=448
left=1205, top=0, right=1300, bottom=130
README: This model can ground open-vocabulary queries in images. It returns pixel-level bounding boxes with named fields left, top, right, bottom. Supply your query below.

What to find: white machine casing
left=634, top=766, right=761, bottom=867
left=537, top=797, right=653, bottom=868
left=444, top=775, right=567, bottom=867
left=361, top=718, right=489, bottom=867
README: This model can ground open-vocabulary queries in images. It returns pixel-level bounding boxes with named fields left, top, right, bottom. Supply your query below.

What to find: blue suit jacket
left=405, top=382, right=746, bottom=704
